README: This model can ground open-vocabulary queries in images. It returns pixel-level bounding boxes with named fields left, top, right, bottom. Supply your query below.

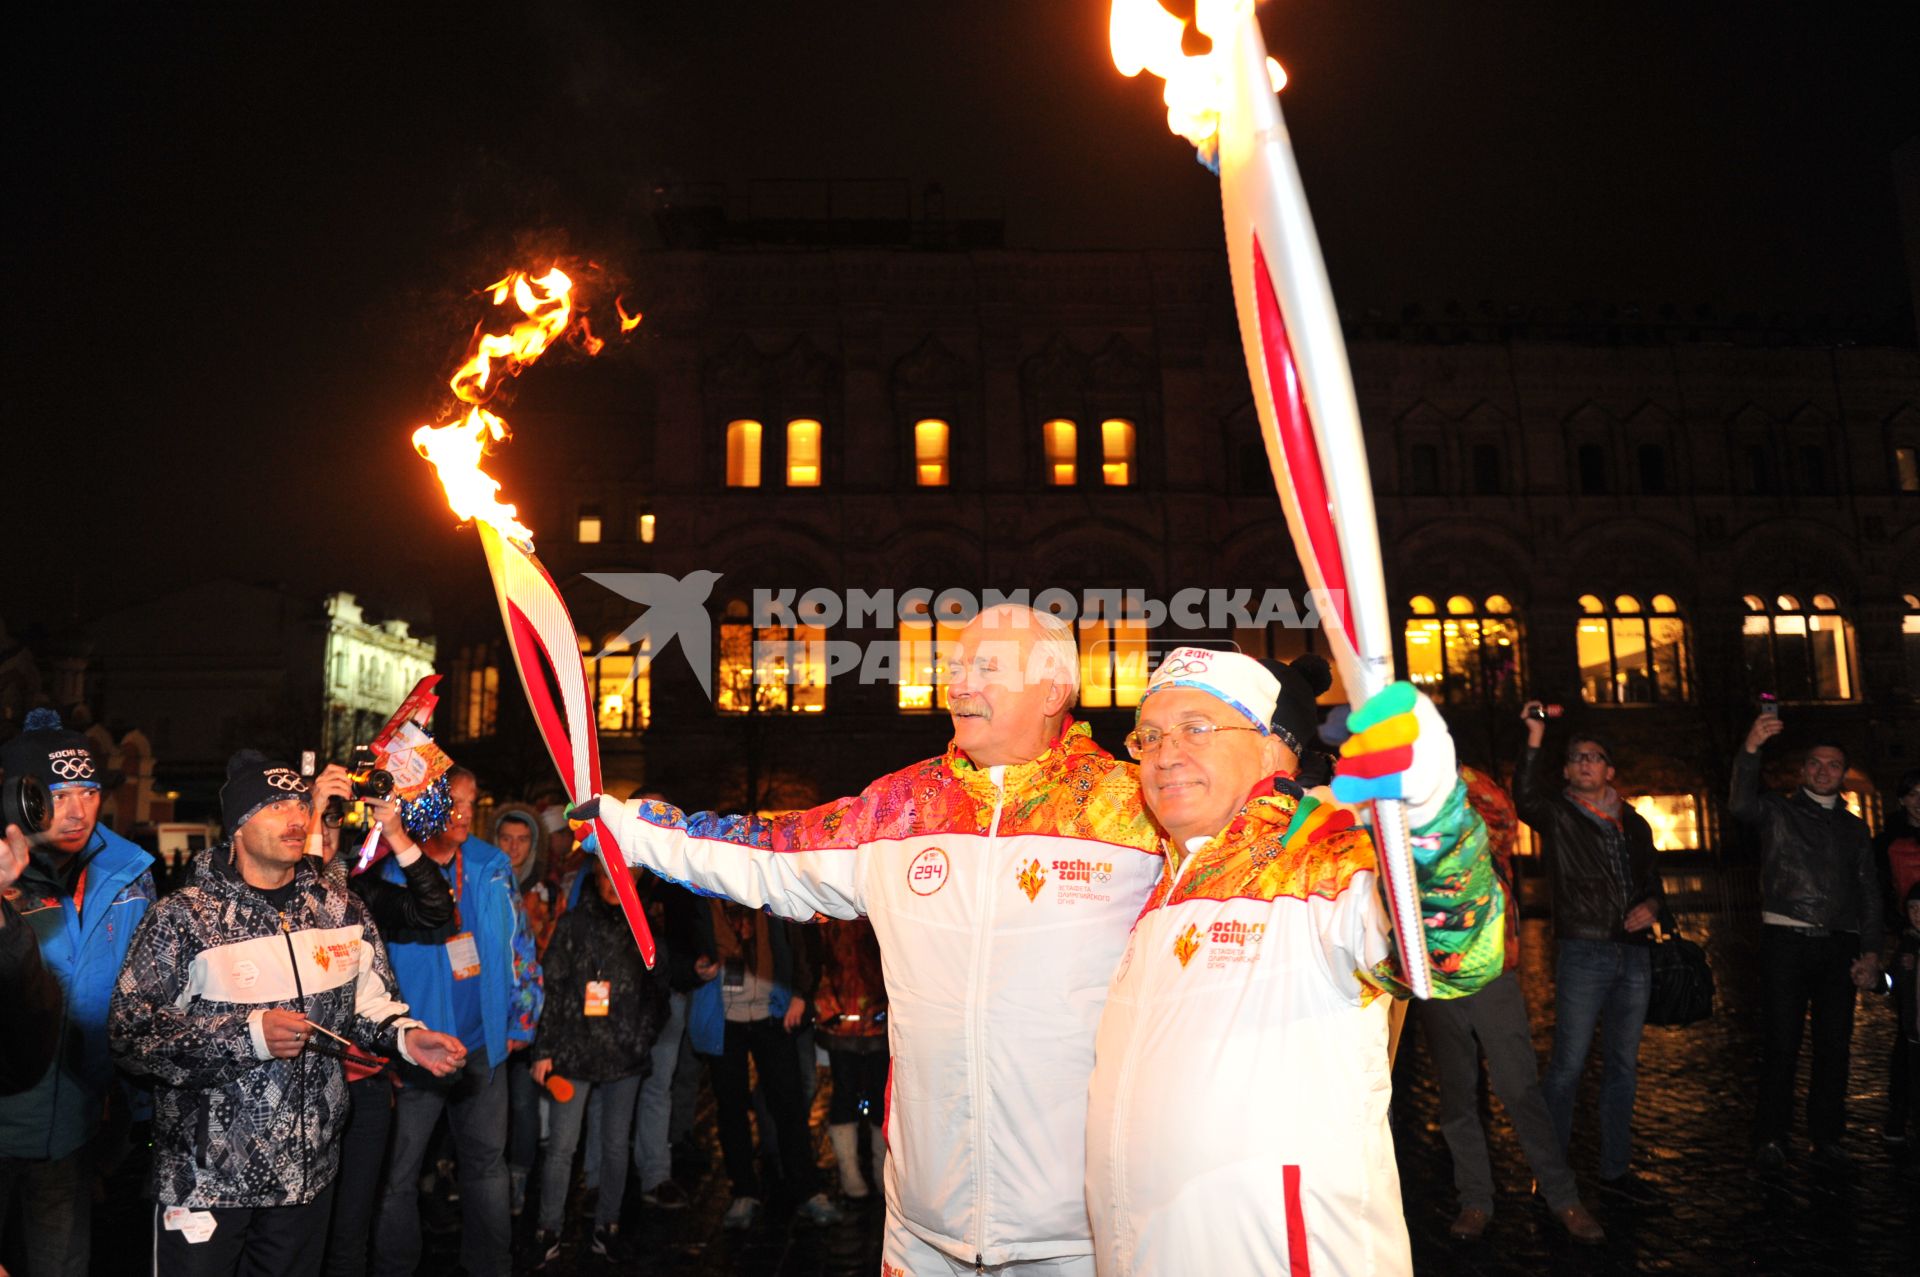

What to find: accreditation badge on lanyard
left=584, top=980, right=611, bottom=1017
left=444, top=846, right=482, bottom=981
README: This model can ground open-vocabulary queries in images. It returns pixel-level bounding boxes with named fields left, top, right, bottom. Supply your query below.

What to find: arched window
left=1100, top=418, right=1136, bottom=487
left=1043, top=418, right=1078, bottom=486
left=717, top=599, right=826, bottom=714
left=1575, top=593, right=1691, bottom=705
left=898, top=595, right=964, bottom=711
left=1404, top=594, right=1524, bottom=706
left=580, top=634, right=650, bottom=734
left=1079, top=596, right=1149, bottom=709
left=914, top=419, right=950, bottom=487
left=1741, top=592, right=1856, bottom=701
left=1904, top=593, right=1920, bottom=692
left=726, top=419, right=762, bottom=487
left=786, top=418, right=822, bottom=487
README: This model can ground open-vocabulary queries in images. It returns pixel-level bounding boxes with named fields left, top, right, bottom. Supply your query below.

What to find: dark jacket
left=0, top=897, right=62, bottom=1095
left=108, top=846, right=421, bottom=1208
left=1514, top=745, right=1665, bottom=944
left=1730, top=750, right=1881, bottom=952
left=319, top=846, right=456, bottom=934
left=686, top=902, right=816, bottom=1056
left=533, top=889, right=668, bottom=1082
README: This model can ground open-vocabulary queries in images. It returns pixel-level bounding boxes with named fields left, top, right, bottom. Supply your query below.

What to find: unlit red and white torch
left=1113, top=0, right=1431, bottom=995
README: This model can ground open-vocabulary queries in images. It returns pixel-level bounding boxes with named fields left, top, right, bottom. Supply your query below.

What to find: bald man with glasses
left=1515, top=703, right=1668, bottom=1206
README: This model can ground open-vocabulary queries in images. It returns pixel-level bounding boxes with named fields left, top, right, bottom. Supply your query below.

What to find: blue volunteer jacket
left=379, top=836, right=541, bottom=1064
left=0, top=825, right=155, bottom=1159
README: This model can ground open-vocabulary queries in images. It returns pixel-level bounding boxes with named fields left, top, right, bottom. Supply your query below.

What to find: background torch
left=1113, top=0, right=1432, bottom=996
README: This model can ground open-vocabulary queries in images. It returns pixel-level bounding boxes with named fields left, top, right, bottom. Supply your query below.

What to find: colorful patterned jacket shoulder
left=727, top=719, right=1157, bottom=854
left=1151, top=784, right=1372, bottom=911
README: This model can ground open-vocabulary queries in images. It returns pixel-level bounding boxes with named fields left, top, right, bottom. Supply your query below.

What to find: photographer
left=0, top=823, right=61, bottom=1097
left=304, top=766, right=454, bottom=1277
left=109, top=751, right=464, bottom=1277
left=1734, top=714, right=1881, bottom=1179
left=1514, top=701, right=1666, bottom=1205
left=0, top=709, right=156, bottom=1277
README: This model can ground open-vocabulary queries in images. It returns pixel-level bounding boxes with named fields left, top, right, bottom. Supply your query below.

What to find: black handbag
left=1645, top=928, right=1715, bottom=1027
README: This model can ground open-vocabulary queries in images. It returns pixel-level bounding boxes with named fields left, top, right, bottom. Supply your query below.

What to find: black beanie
left=1262, top=654, right=1333, bottom=756
left=0, top=708, right=100, bottom=790
left=220, top=750, right=310, bottom=835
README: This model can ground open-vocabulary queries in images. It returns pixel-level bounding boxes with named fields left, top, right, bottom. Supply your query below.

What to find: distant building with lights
left=66, top=582, right=434, bottom=810
left=433, top=190, right=1920, bottom=864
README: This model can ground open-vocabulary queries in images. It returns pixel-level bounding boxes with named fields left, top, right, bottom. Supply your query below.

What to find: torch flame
left=413, top=264, right=641, bottom=547
left=1110, top=0, right=1285, bottom=164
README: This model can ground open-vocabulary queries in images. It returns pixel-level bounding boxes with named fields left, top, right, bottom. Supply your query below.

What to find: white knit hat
left=1140, top=647, right=1278, bottom=732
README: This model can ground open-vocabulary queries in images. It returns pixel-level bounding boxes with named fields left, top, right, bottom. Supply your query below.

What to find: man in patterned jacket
left=1086, top=648, right=1504, bottom=1276
left=110, top=752, right=465, bottom=1277
left=576, top=604, right=1164, bottom=1275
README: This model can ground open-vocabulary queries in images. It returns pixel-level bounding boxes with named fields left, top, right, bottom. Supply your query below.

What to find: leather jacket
left=1515, top=746, right=1665, bottom=944
left=1729, top=750, right=1881, bottom=951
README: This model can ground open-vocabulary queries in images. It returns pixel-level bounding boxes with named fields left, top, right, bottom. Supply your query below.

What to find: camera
left=1758, top=693, right=1779, bottom=718
left=2, top=773, right=50, bottom=837
left=1525, top=703, right=1564, bottom=721
left=323, top=746, right=395, bottom=826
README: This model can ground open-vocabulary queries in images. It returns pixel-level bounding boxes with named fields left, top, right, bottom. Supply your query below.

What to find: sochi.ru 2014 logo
left=1173, top=923, right=1202, bottom=968
left=1016, top=859, right=1047, bottom=902
left=906, top=847, right=950, bottom=897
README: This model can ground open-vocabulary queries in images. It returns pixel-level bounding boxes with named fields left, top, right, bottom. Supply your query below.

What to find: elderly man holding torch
left=576, top=603, right=1163, bottom=1275
left=1085, top=648, right=1504, bottom=1276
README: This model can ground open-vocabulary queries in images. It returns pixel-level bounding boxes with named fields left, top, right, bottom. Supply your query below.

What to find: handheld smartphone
left=1758, top=693, right=1779, bottom=718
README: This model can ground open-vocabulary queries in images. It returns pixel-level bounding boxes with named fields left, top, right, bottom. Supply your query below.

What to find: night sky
left=10, top=1, right=1917, bottom=636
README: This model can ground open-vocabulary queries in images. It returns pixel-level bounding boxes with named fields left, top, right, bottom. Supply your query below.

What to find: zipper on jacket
left=969, top=766, right=1007, bottom=1266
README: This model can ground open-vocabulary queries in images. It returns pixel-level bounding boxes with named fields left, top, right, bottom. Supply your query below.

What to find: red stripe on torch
left=504, top=599, right=657, bottom=966
left=1252, top=232, right=1355, bottom=653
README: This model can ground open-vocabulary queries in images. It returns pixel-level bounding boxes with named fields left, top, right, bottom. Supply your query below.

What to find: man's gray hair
left=974, top=603, right=1081, bottom=700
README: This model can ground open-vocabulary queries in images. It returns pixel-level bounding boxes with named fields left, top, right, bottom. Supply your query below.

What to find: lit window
left=1904, top=594, right=1920, bottom=692
left=717, top=600, right=826, bottom=714
left=726, top=420, right=762, bottom=487
left=1404, top=595, right=1524, bottom=707
left=898, top=601, right=964, bottom=711
left=1044, top=419, right=1077, bottom=486
left=1742, top=592, right=1855, bottom=701
left=581, top=635, right=650, bottom=734
left=1627, top=794, right=1702, bottom=852
left=576, top=507, right=603, bottom=544
left=914, top=419, right=950, bottom=487
left=787, top=419, right=822, bottom=487
left=637, top=513, right=656, bottom=544
left=1576, top=593, right=1691, bottom=705
left=1101, top=418, right=1136, bottom=486
left=1897, top=447, right=1919, bottom=493
left=1235, top=623, right=1348, bottom=706
left=1080, top=602, right=1149, bottom=709
left=456, top=646, right=499, bottom=740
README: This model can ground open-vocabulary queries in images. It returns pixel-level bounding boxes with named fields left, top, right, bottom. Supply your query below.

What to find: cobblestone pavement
left=88, top=869, right=1919, bottom=1275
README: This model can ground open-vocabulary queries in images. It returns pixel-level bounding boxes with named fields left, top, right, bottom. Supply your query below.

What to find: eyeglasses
left=1124, top=722, right=1264, bottom=761
left=1567, top=751, right=1610, bottom=765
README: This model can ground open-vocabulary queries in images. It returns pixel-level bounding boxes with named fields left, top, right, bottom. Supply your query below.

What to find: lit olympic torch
left=413, top=269, right=656, bottom=966
left=1112, top=0, right=1431, bottom=995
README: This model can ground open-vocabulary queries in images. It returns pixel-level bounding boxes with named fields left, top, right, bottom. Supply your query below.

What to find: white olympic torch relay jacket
left=594, top=720, right=1162, bottom=1267
left=1086, top=777, right=1505, bottom=1277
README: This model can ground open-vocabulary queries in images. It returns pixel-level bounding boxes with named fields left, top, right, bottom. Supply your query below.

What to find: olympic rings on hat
left=266, top=770, right=307, bottom=792
left=50, top=756, right=95, bottom=780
